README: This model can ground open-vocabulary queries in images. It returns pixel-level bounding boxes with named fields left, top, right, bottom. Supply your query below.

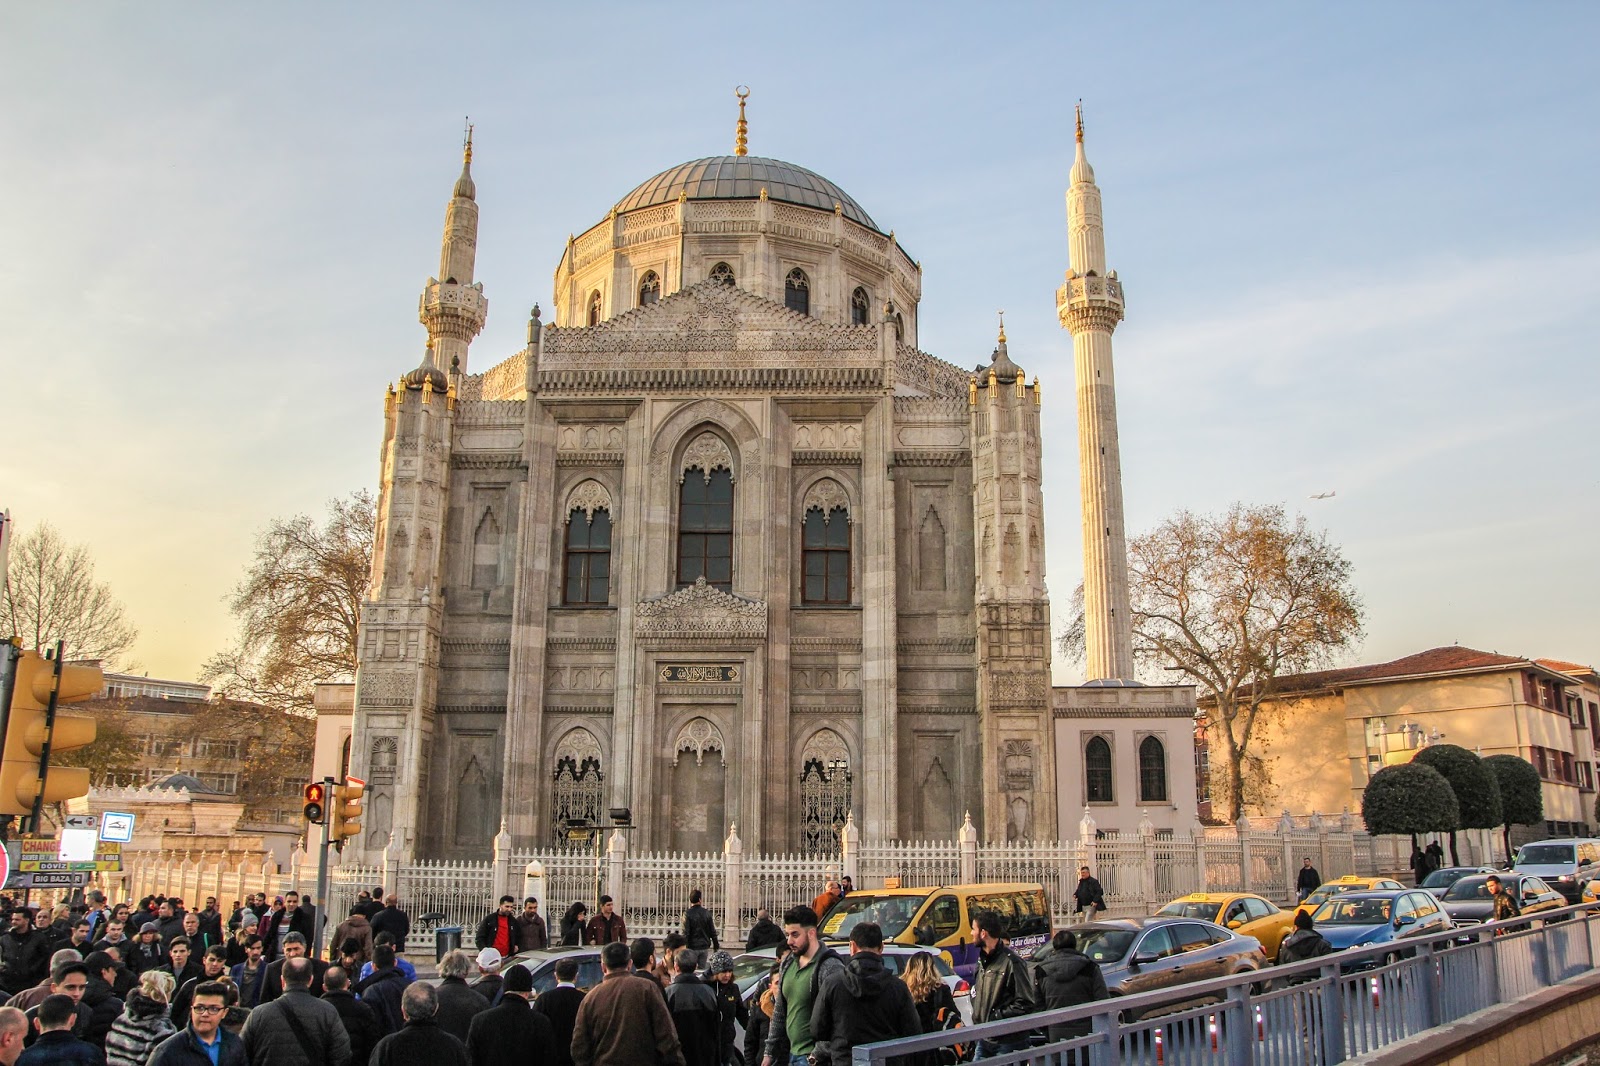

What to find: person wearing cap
left=704, top=952, right=746, bottom=1066
left=468, top=962, right=554, bottom=1066
left=470, top=948, right=504, bottom=1003
left=475, top=897, right=523, bottom=962
left=129, top=922, right=167, bottom=975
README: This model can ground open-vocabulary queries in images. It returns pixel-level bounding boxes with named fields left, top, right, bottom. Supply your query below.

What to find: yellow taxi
left=1155, top=892, right=1297, bottom=960
left=1580, top=878, right=1600, bottom=909
left=1294, top=875, right=1407, bottom=920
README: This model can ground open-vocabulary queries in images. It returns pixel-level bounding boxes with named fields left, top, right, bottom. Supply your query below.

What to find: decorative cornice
left=793, top=450, right=862, bottom=466
left=436, top=704, right=507, bottom=715
left=453, top=453, right=526, bottom=470
left=441, top=639, right=510, bottom=655
left=658, top=684, right=742, bottom=696
left=635, top=577, right=768, bottom=640
left=793, top=638, right=863, bottom=652
left=898, top=638, right=977, bottom=654
left=893, top=450, right=969, bottom=467
left=545, top=704, right=614, bottom=716
left=555, top=452, right=624, bottom=467
left=1053, top=705, right=1198, bottom=720
left=896, top=705, right=978, bottom=716
left=548, top=637, right=618, bottom=651
left=538, top=367, right=882, bottom=394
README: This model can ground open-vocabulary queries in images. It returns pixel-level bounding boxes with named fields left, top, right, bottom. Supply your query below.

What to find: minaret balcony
left=419, top=280, right=488, bottom=334
left=1055, top=274, right=1124, bottom=308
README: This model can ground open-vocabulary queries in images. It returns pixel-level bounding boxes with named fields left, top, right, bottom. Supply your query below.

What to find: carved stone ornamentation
left=565, top=479, right=613, bottom=522
left=681, top=432, right=735, bottom=483
left=802, top=478, right=851, bottom=521
left=635, top=577, right=767, bottom=640
left=673, top=717, right=726, bottom=766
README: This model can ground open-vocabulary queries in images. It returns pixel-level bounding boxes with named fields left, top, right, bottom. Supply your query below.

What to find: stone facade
left=349, top=131, right=1191, bottom=861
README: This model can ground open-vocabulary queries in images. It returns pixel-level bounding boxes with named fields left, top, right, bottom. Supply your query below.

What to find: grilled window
left=785, top=268, right=810, bottom=315
left=850, top=287, right=870, bottom=326
left=638, top=271, right=661, bottom=306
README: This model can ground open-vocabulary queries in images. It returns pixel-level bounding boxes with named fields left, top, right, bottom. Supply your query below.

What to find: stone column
left=522, top=861, right=547, bottom=909
left=492, top=822, right=513, bottom=903
left=840, top=814, right=860, bottom=886
left=958, top=812, right=979, bottom=886
left=606, top=830, right=626, bottom=904
left=1138, top=811, right=1157, bottom=910
left=723, top=824, right=743, bottom=947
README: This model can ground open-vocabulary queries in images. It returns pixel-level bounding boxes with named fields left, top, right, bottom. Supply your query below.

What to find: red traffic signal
left=303, top=781, right=327, bottom=824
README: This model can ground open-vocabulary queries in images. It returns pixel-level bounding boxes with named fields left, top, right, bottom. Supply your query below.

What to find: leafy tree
left=202, top=492, right=373, bottom=715
left=3, top=522, right=138, bottom=667
left=1411, top=744, right=1502, bottom=865
left=1485, top=754, right=1543, bottom=861
left=1126, top=504, right=1365, bottom=821
left=1362, top=763, right=1460, bottom=845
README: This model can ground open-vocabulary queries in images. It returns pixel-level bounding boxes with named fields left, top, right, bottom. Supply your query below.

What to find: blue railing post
left=1533, top=922, right=1552, bottom=987
left=1223, top=982, right=1254, bottom=1066
left=1319, top=962, right=1346, bottom=1064
left=1423, top=942, right=1444, bottom=1029
left=1086, top=1007, right=1116, bottom=1066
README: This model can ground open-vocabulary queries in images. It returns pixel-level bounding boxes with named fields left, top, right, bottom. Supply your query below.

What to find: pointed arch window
left=587, top=290, right=602, bottom=326
left=564, top=507, right=612, bottom=605
left=1139, top=735, right=1168, bottom=803
left=678, top=467, right=734, bottom=591
left=802, top=505, right=851, bottom=604
left=1085, top=736, right=1114, bottom=803
left=894, top=312, right=905, bottom=343
left=800, top=730, right=851, bottom=856
left=638, top=270, right=661, bottom=306
left=710, top=262, right=735, bottom=287
left=850, top=287, right=870, bottom=326
left=785, top=268, right=810, bottom=315
left=551, top=730, right=604, bottom=844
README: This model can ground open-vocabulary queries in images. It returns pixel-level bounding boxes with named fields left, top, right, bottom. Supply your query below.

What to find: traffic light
left=330, top=776, right=365, bottom=847
left=302, top=782, right=327, bottom=824
left=0, top=648, right=100, bottom=817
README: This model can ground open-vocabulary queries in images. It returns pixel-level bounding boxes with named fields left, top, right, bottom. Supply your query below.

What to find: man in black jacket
left=284, top=891, right=317, bottom=944
left=475, top=896, right=523, bottom=959
left=970, top=910, right=1038, bottom=1060
left=434, top=949, right=490, bottom=1042
left=744, top=909, right=783, bottom=953
left=1071, top=867, right=1106, bottom=919
left=534, top=956, right=585, bottom=1066
left=370, top=896, right=411, bottom=955
left=1296, top=859, right=1323, bottom=903
left=468, top=962, right=556, bottom=1066
left=370, top=983, right=469, bottom=1066
left=663, top=949, right=720, bottom=1066
left=0, top=909, right=49, bottom=996
left=261, top=934, right=328, bottom=1002
left=682, top=891, right=719, bottom=968
left=322, top=966, right=383, bottom=1065
left=1031, top=929, right=1108, bottom=1046
left=354, top=945, right=407, bottom=1036
left=811, top=923, right=920, bottom=1066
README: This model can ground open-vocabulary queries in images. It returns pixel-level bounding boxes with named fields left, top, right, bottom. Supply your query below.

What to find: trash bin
left=435, top=925, right=463, bottom=963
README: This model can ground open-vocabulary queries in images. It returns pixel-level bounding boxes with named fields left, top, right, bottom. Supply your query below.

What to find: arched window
left=894, top=312, right=905, bottom=342
left=551, top=730, right=604, bottom=844
left=802, top=506, right=850, bottom=604
left=850, top=287, right=870, bottom=326
left=678, top=467, right=734, bottom=591
left=709, top=262, right=735, bottom=287
left=563, top=507, right=612, bottom=605
left=1139, top=736, right=1168, bottom=803
left=638, top=270, right=661, bottom=306
left=800, top=729, right=851, bottom=855
left=784, top=268, right=810, bottom=315
left=1085, top=736, right=1114, bottom=803
left=586, top=290, right=602, bottom=326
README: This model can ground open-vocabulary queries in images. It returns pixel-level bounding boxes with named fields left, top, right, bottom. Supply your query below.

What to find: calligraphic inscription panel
left=659, top=664, right=741, bottom=683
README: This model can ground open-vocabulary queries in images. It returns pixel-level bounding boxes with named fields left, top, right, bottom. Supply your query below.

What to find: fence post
left=259, top=855, right=276, bottom=898
left=958, top=812, right=978, bottom=885
left=723, top=824, right=743, bottom=946
left=384, top=833, right=402, bottom=903
left=1279, top=810, right=1295, bottom=902
left=606, top=829, right=626, bottom=903
left=492, top=821, right=513, bottom=903
left=1311, top=812, right=1329, bottom=879
left=1236, top=814, right=1253, bottom=894
left=523, top=860, right=546, bottom=909
left=1138, top=811, right=1156, bottom=910
left=841, top=813, right=859, bottom=886
left=1078, top=809, right=1097, bottom=890
left=1318, top=962, right=1345, bottom=1063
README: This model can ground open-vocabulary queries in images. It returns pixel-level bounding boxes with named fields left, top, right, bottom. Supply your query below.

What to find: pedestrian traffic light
left=331, top=776, right=365, bottom=847
left=302, top=782, right=327, bottom=824
left=0, top=647, right=100, bottom=816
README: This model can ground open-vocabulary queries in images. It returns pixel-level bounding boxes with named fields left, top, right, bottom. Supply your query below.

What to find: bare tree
left=3, top=522, right=138, bottom=666
left=202, top=492, right=374, bottom=715
left=1127, top=504, right=1364, bottom=822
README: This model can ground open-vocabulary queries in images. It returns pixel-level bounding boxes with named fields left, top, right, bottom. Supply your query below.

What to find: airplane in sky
left=1309, top=491, right=1337, bottom=500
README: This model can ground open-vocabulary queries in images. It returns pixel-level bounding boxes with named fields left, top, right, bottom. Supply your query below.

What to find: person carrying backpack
left=1032, top=930, right=1108, bottom=1060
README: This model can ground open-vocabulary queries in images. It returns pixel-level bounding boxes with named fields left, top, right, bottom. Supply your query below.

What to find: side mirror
left=1130, top=952, right=1159, bottom=969
left=1227, top=919, right=1244, bottom=930
left=1396, top=914, right=1416, bottom=927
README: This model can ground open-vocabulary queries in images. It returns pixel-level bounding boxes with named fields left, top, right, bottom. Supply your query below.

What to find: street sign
left=60, top=828, right=97, bottom=861
left=4, top=871, right=89, bottom=889
left=564, top=828, right=595, bottom=842
left=17, top=836, right=121, bottom=872
left=100, top=812, right=135, bottom=843
left=64, top=814, right=97, bottom=830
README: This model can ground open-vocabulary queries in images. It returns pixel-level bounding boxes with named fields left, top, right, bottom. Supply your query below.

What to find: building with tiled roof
left=1207, top=646, right=1600, bottom=849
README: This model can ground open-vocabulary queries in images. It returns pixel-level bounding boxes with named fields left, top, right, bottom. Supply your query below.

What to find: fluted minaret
left=1056, top=107, right=1134, bottom=682
left=419, top=126, right=488, bottom=372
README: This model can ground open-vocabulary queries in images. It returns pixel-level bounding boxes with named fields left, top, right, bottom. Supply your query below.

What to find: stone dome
left=615, top=156, right=880, bottom=231
left=151, top=771, right=219, bottom=795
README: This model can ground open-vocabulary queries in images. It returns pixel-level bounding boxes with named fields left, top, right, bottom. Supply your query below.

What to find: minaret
left=419, top=122, right=488, bottom=373
left=1056, top=106, right=1135, bottom=682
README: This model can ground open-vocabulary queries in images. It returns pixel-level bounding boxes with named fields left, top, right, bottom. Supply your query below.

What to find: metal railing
left=852, top=902, right=1600, bottom=1066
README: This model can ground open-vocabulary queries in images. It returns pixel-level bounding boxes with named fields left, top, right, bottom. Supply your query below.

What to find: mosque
left=346, top=96, right=1198, bottom=861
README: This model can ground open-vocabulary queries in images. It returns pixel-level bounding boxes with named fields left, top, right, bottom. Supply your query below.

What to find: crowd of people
left=0, top=877, right=1124, bottom=1066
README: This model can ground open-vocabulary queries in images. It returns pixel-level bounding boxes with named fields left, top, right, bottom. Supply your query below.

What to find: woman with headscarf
left=559, top=902, right=589, bottom=946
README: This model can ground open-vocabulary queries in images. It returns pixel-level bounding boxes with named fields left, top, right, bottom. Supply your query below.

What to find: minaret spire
left=734, top=86, right=750, bottom=156
left=420, top=124, right=488, bottom=373
left=1057, top=106, right=1133, bottom=681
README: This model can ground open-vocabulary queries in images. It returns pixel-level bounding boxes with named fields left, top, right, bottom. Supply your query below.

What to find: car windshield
left=1312, top=898, right=1392, bottom=925
left=732, top=955, right=775, bottom=993
left=1304, top=884, right=1365, bottom=908
left=1156, top=901, right=1220, bottom=921
left=819, top=893, right=930, bottom=940
left=1420, top=868, right=1475, bottom=890
left=878, top=952, right=955, bottom=978
left=1518, top=844, right=1575, bottom=865
left=1073, top=928, right=1137, bottom=964
left=1442, top=876, right=1497, bottom=902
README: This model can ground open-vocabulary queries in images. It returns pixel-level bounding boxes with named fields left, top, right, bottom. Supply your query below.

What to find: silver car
left=1058, top=917, right=1268, bottom=1020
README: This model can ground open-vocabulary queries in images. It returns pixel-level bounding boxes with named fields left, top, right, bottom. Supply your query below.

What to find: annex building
left=347, top=103, right=1197, bottom=860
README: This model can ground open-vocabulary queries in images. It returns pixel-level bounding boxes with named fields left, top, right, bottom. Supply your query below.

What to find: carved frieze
left=681, top=433, right=735, bottom=482
left=635, top=577, right=768, bottom=641
left=672, top=717, right=726, bottom=766
left=802, top=478, right=851, bottom=519
left=565, top=479, right=613, bottom=521
left=793, top=423, right=861, bottom=451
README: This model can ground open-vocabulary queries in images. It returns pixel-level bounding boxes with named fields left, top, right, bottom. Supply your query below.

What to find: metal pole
left=593, top=828, right=603, bottom=923
left=0, top=641, right=19, bottom=844
left=27, top=642, right=65, bottom=834
left=313, top=776, right=334, bottom=959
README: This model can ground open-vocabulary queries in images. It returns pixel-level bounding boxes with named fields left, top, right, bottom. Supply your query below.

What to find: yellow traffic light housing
left=0, top=648, right=100, bottom=816
left=330, top=776, right=365, bottom=847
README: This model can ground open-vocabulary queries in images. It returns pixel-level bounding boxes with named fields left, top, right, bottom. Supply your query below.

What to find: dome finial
left=997, top=309, right=1007, bottom=344
left=1075, top=100, right=1084, bottom=144
left=453, top=117, right=476, bottom=200
left=734, top=86, right=750, bottom=157
left=463, top=116, right=474, bottom=164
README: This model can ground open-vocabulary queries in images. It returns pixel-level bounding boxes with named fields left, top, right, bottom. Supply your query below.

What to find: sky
left=2, top=3, right=1596, bottom=684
